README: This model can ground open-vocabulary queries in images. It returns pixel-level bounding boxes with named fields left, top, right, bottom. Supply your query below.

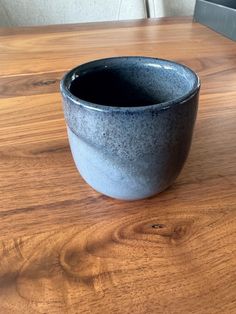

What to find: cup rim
left=60, top=56, right=200, bottom=112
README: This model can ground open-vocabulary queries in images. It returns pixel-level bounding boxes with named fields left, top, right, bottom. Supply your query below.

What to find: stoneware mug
left=60, top=56, right=200, bottom=200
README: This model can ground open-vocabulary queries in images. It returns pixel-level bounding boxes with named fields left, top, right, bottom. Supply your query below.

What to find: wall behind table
left=0, top=0, right=196, bottom=27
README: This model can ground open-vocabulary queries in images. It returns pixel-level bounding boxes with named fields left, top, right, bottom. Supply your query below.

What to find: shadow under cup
left=61, top=57, right=200, bottom=200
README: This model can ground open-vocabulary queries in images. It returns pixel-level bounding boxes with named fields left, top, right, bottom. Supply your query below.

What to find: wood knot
left=152, top=224, right=165, bottom=229
left=169, top=222, right=193, bottom=244
left=172, top=225, right=188, bottom=240
left=149, top=220, right=193, bottom=244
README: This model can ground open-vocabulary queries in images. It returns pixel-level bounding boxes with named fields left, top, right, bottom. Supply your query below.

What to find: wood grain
left=0, top=17, right=236, bottom=314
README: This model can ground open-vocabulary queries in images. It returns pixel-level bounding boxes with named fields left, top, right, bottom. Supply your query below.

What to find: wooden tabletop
left=0, top=17, right=236, bottom=313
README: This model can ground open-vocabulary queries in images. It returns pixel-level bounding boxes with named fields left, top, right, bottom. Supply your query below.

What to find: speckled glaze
left=60, top=57, right=200, bottom=200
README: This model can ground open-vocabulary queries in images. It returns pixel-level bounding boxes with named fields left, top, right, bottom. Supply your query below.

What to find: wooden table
left=0, top=17, right=235, bottom=313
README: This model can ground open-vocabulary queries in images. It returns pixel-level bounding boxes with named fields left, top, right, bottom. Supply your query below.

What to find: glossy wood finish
left=0, top=17, right=235, bottom=313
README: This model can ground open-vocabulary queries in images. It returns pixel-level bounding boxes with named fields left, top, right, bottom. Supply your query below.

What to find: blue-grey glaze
left=60, top=57, right=200, bottom=200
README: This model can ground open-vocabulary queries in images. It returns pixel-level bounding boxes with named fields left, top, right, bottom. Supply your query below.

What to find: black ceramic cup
left=60, top=57, right=200, bottom=200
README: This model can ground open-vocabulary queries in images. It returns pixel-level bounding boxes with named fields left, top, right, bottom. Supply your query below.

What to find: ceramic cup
left=60, top=57, right=200, bottom=200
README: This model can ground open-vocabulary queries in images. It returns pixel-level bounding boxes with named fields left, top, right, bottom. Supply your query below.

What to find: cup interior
left=65, top=57, right=199, bottom=107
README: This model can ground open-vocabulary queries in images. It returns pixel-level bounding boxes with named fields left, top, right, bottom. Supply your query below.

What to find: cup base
left=67, top=126, right=175, bottom=201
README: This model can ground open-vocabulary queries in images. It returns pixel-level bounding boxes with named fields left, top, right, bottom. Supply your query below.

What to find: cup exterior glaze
left=60, top=57, right=200, bottom=200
